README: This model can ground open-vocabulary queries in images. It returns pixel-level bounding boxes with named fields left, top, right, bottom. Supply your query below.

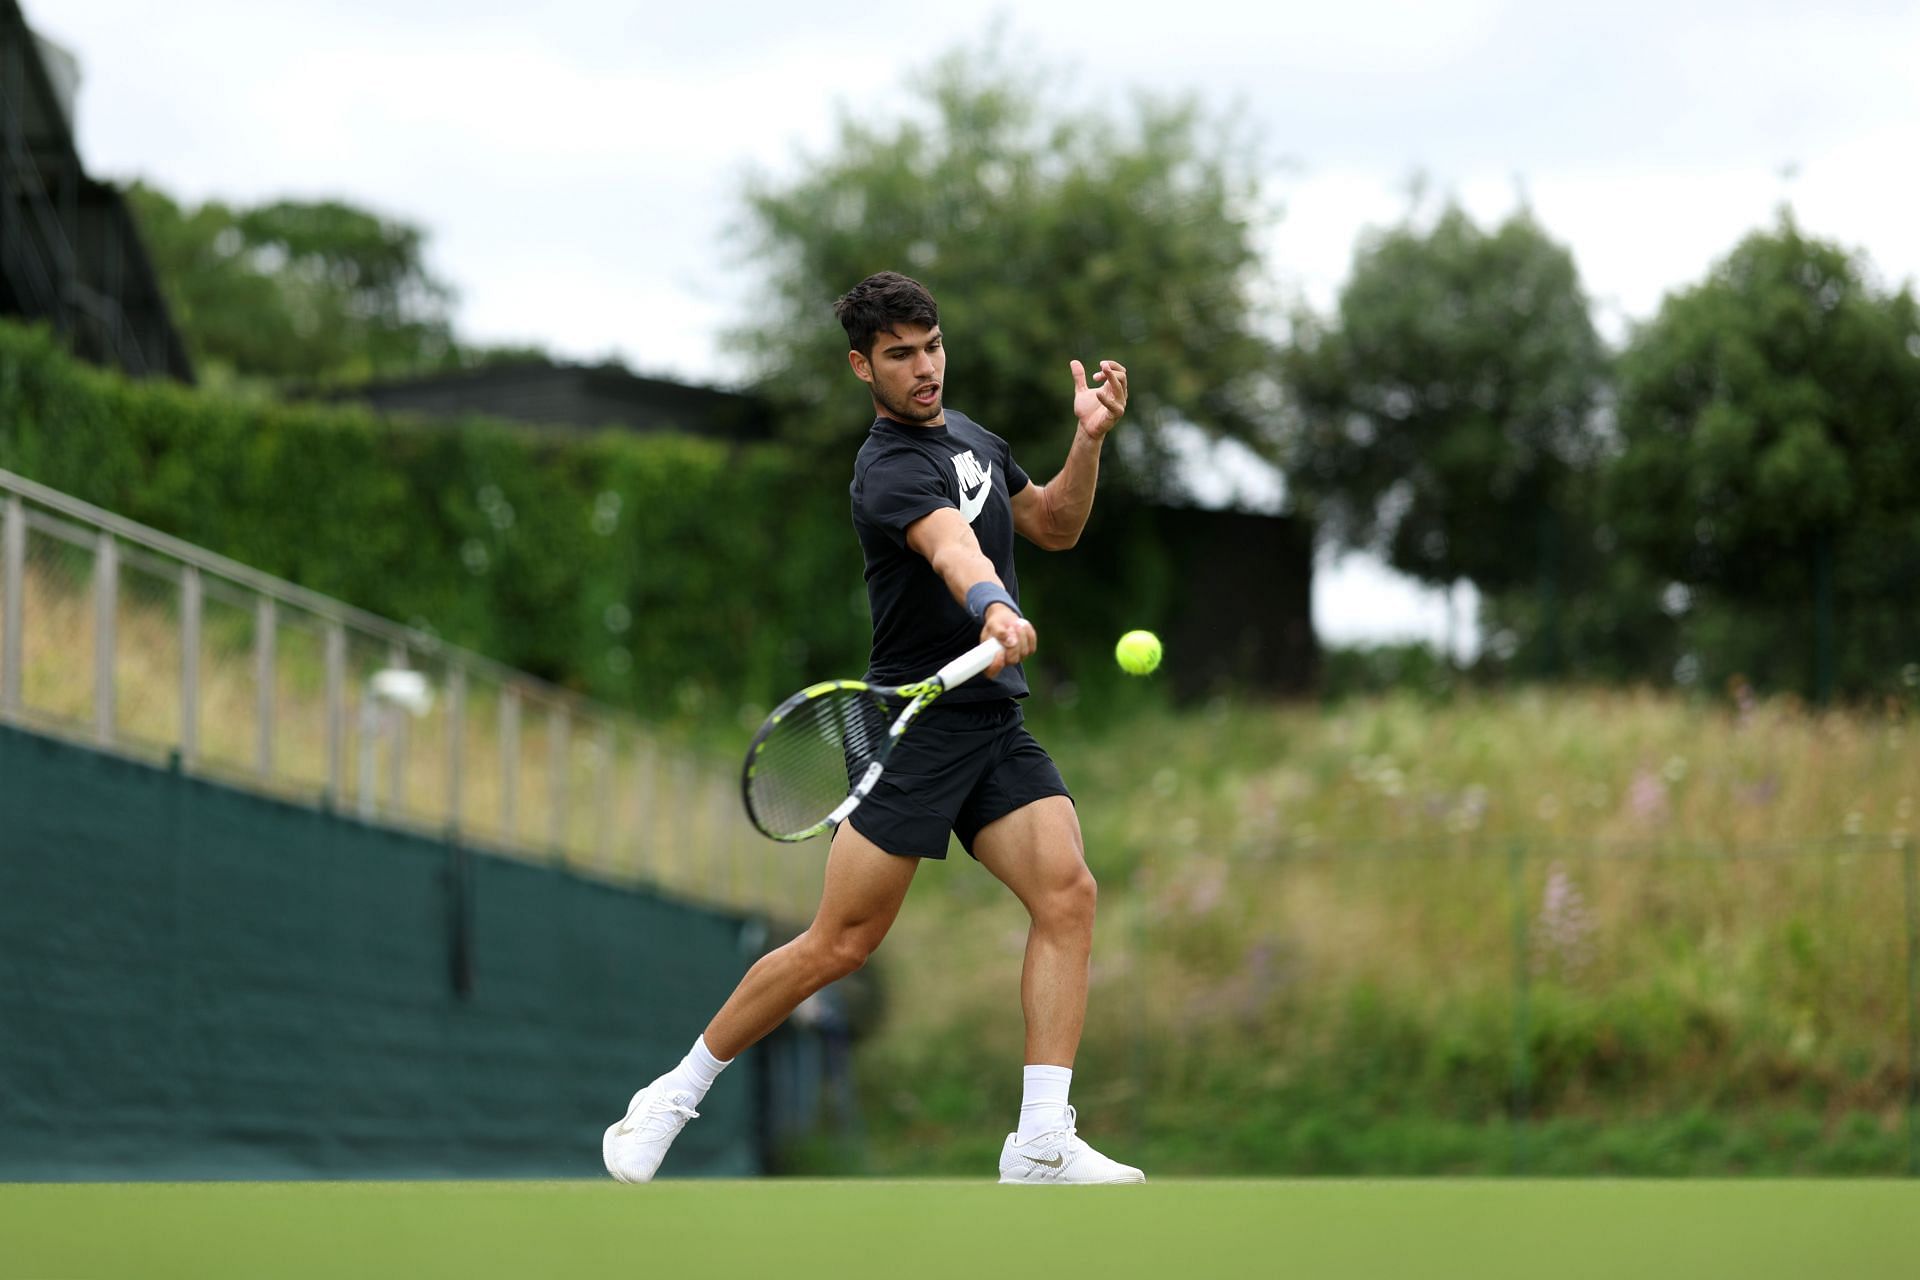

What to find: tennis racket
left=741, top=637, right=1007, bottom=842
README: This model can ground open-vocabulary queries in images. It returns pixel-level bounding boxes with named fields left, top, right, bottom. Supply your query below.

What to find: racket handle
left=936, top=637, right=1009, bottom=690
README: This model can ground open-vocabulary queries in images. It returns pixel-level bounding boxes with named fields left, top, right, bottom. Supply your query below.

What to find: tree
left=1607, top=213, right=1920, bottom=698
left=728, top=43, right=1280, bottom=496
left=126, top=184, right=463, bottom=385
left=1281, top=205, right=1609, bottom=651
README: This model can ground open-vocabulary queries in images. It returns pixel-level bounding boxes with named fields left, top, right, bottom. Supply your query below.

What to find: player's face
left=851, top=324, right=946, bottom=424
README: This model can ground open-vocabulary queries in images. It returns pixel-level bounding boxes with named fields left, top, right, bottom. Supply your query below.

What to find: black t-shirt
left=851, top=410, right=1033, bottom=701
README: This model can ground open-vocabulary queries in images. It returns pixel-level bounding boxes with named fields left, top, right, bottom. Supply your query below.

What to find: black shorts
left=844, top=700, right=1071, bottom=860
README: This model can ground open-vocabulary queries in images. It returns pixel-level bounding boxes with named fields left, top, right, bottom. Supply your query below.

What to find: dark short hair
left=833, top=272, right=939, bottom=357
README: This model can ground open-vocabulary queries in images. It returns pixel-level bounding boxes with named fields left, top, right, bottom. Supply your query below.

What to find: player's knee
left=827, top=934, right=875, bottom=979
left=808, top=928, right=877, bottom=981
left=1039, top=864, right=1098, bottom=931
left=1070, top=865, right=1099, bottom=922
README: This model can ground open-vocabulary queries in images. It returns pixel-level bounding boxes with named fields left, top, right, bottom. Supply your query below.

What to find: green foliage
left=1608, top=213, right=1920, bottom=697
left=729, top=38, right=1280, bottom=495
left=125, top=183, right=464, bottom=386
left=1317, top=641, right=1459, bottom=702
left=0, top=318, right=862, bottom=711
left=0, top=317, right=1212, bottom=711
left=832, top=687, right=1918, bottom=1175
left=1283, top=204, right=1608, bottom=601
left=721, top=43, right=1287, bottom=694
left=1478, top=536, right=1683, bottom=686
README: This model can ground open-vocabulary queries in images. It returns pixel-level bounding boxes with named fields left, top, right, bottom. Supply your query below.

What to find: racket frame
left=741, top=637, right=1006, bottom=842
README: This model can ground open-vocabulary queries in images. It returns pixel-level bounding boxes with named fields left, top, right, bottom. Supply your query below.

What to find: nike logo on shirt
left=954, top=449, right=993, bottom=524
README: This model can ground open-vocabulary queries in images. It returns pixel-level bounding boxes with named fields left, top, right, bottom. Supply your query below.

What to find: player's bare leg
left=972, top=796, right=1095, bottom=1067
left=605, top=820, right=916, bottom=1183
left=704, top=820, right=918, bottom=1059
left=973, top=795, right=1143, bottom=1184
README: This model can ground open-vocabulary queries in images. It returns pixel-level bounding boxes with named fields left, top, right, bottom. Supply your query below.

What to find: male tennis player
left=605, top=271, right=1142, bottom=1185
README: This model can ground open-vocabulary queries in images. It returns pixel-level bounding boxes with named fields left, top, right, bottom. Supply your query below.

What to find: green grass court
left=4, top=1180, right=1917, bottom=1279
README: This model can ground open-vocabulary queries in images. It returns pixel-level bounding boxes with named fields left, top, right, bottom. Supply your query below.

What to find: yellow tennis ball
left=1115, top=629, right=1162, bottom=676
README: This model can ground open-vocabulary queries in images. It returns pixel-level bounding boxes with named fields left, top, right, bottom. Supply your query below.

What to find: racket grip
left=936, top=638, right=1009, bottom=690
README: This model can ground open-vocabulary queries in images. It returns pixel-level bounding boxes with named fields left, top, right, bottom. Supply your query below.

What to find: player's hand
left=981, top=603, right=1036, bottom=678
left=1071, top=359, right=1128, bottom=440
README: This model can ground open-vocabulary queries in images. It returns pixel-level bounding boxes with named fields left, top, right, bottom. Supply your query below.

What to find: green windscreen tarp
left=0, top=724, right=765, bottom=1179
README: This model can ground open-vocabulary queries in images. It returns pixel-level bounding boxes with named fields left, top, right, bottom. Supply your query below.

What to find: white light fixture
left=370, top=667, right=434, bottom=716
left=359, top=667, right=434, bottom=821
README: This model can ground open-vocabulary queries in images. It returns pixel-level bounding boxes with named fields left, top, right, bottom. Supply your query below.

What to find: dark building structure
left=0, top=1, right=191, bottom=382
left=334, top=360, right=767, bottom=442
left=1153, top=503, right=1317, bottom=700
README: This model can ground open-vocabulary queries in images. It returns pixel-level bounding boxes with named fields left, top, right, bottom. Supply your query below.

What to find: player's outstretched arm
left=905, top=507, right=1037, bottom=678
left=1011, top=358, right=1129, bottom=551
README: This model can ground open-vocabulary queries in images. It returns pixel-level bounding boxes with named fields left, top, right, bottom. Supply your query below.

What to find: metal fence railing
left=0, top=467, right=812, bottom=919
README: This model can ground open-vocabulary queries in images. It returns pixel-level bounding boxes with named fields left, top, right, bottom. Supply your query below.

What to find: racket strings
left=747, top=688, right=896, bottom=838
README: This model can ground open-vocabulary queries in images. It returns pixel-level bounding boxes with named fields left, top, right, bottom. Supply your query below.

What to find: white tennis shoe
left=603, top=1078, right=699, bottom=1184
left=997, top=1107, right=1145, bottom=1185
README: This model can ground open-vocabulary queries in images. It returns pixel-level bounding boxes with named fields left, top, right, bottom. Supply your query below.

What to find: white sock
left=664, top=1035, right=730, bottom=1105
left=1016, top=1064, right=1073, bottom=1141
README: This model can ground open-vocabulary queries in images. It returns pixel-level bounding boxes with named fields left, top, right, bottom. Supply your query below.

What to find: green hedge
left=0, top=320, right=869, bottom=712
left=0, top=321, right=1193, bottom=714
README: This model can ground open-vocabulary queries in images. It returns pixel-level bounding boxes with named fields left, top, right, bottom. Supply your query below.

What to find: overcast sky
left=28, top=0, right=1920, bottom=651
